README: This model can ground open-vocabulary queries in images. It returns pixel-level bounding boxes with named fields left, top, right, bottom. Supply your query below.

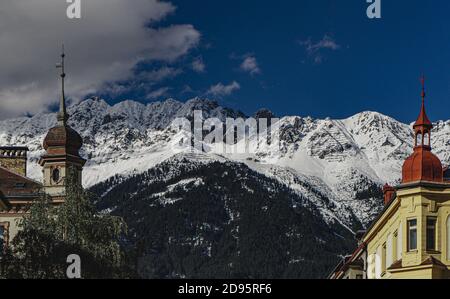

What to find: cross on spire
left=420, top=74, right=426, bottom=103
left=56, top=44, right=68, bottom=126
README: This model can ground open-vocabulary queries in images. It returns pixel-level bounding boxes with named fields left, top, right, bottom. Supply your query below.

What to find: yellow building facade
left=330, top=82, right=450, bottom=279
left=365, top=183, right=450, bottom=279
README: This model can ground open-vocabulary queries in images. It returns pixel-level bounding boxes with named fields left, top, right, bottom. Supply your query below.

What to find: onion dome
left=41, top=46, right=83, bottom=158
left=43, top=125, right=83, bottom=155
left=402, top=147, right=443, bottom=183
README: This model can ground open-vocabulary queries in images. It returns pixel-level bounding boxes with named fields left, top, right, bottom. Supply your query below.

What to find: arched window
left=447, top=216, right=450, bottom=261
left=416, top=133, right=423, bottom=146
left=52, top=168, right=60, bottom=183
left=397, top=222, right=402, bottom=260
left=423, top=133, right=430, bottom=146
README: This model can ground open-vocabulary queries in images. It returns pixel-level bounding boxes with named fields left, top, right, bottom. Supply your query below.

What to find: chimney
left=0, top=147, right=29, bottom=177
left=383, top=184, right=395, bottom=206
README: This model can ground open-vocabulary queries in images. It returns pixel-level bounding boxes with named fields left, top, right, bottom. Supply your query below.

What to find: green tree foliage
left=0, top=167, right=131, bottom=279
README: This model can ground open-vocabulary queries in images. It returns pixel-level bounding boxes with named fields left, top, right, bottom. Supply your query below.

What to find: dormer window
left=14, top=182, right=26, bottom=189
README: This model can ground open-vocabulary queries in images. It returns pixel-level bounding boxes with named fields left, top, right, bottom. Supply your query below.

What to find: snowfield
left=1, top=97, right=449, bottom=227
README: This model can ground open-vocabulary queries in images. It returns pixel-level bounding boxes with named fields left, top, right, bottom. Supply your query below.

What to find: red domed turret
left=402, top=77, right=443, bottom=184
left=402, top=147, right=443, bottom=183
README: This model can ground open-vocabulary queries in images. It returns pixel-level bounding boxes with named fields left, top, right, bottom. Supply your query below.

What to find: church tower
left=39, top=47, right=86, bottom=200
left=402, top=77, right=443, bottom=183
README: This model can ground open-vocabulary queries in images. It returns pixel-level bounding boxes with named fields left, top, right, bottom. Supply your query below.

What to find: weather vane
left=56, top=44, right=68, bottom=125
left=420, top=74, right=426, bottom=102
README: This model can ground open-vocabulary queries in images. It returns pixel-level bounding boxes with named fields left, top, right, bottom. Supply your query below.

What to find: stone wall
left=0, top=147, right=28, bottom=177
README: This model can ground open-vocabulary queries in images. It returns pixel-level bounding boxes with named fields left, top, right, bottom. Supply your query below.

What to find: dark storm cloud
left=0, top=0, right=200, bottom=120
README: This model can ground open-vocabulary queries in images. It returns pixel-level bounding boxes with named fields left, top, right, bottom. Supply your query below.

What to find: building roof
left=0, top=146, right=29, bottom=152
left=43, top=124, right=83, bottom=156
left=328, top=242, right=366, bottom=279
left=389, top=256, right=447, bottom=271
left=402, top=85, right=443, bottom=184
left=402, top=147, right=443, bottom=183
left=414, top=77, right=433, bottom=128
left=413, top=99, right=432, bottom=128
left=0, top=166, right=42, bottom=209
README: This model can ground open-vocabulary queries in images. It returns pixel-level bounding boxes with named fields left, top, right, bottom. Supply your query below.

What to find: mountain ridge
left=1, top=97, right=449, bottom=227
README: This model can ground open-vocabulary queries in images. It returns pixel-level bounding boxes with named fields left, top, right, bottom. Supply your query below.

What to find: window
left=367, top=254, right=375, bottom=279
left=0, top=225, right=4, bottom=254
left=416, top=133, right=423, bottom=146
left=397, top=222, right=402, bottom=260
left=423, top=133, right=430, bottom=146
left=0, top=223, right=8, bottom=255
left=375, top=247, right=382, bottom=279
left=386, top=234, right=393, bottom=268
left=447, top=216, right=450, bottom=261
left=52, top=168, right=60, bottom=183
left=408, top=219, right=417, bottom=251
left=381, top=243, right=387, bottom=275
left=14, top=182, right=26, bottom=189
left=426, top=217, right=437, bottom=251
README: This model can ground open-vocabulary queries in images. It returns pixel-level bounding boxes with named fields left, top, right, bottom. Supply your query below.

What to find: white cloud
left=146, top=87, right=171, bottom=100
left=0, top=0, right=201, bottom=120
left=240, top=55, right=261, bottom=75
left=299, top=35, right=340, bottom=64
left=181, top=85, right=194, bottom=94
left=207, top=81, right=240, bottom=97
left=191, top=56, right=206, bottom=73
left=140, top=66, right=183, bottom=82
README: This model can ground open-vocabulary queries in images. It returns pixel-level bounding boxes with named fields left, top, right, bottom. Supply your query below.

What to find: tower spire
left=413, top=75, right=433, bottom=149
left=56, top=44, right=68, bottom=126
left=414, top=75, right=432, bottom=129
left=420, top=74, right=426, bottom=105
left=402, top=76, right=443, bottom=184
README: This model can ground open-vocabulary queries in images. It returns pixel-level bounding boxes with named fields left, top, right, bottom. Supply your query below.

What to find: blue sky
left=1, top=1, right=449, bottom=123
left=110, top=0, right=450, bottom=123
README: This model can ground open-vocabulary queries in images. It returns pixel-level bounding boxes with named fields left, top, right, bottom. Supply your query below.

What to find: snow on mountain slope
left=91, top=153, right=358, bottom=278
left=0, top=98, right=448, bottom=226
left=239, top=111, right=449, bottom=224
left=0, top=97, right=245, bottom=185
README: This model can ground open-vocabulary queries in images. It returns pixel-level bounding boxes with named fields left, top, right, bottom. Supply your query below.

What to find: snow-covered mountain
left=1, top=97, right=449, bottom=227
left=90, top=153, right=358, bottom=279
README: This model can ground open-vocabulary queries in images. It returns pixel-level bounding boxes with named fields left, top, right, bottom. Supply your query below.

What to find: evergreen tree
left=0, top=167, right=131, bottom=279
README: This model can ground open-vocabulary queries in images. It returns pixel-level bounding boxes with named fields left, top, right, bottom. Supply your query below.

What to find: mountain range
left=1, top=97, right=449, bottom=278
